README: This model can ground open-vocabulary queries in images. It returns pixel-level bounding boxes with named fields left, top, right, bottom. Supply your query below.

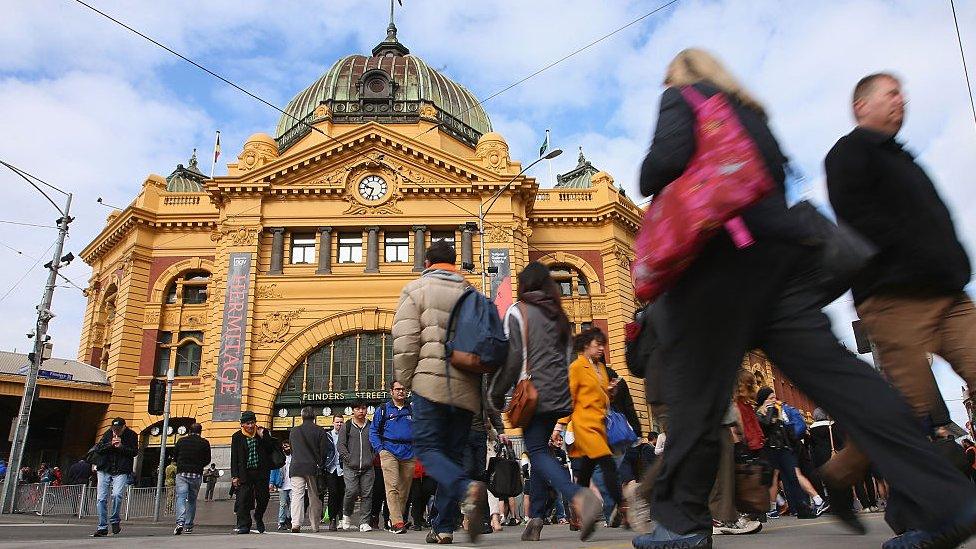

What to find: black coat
left=825, top=128, right=971, bottom=303
left=172, top=433, right=212, bottom=475
left=230, top=430, right=277, bottom=480
left=94, top=428, right=138, bottom=476
left=288, top=419, right=332, bottom=478
left=65, top=459, right=91, bottom=486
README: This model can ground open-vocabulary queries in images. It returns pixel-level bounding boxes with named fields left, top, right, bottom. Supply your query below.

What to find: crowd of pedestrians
left=66, top=47, right=976, bottom=549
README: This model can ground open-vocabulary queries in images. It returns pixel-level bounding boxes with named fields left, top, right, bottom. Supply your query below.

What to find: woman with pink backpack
left=631, top=48, right=976, bottom=549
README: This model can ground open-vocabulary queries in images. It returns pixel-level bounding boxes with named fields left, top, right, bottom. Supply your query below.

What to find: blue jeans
left=96, top=471, right=128, bottom=530
left=523, top=413, right=581, bottom=519
left=411, top=393, right=473, bottom=534
left=175, top=474, right=203, bottom=528
left=278, top=489, right=292, bottom=526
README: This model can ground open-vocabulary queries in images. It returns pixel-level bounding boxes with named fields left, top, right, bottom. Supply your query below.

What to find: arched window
left=278, top=331, right=392, bottom=395
left=549, top=264, right=591, bottom=298
left=97, top=284, right=118, bottom=370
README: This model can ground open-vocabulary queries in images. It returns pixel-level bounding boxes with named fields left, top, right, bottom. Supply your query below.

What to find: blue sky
left=1, top=0, right=974, bottom=424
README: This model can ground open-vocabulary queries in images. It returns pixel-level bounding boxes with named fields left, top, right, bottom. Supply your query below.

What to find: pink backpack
left=633, top=86, right=775, bottom=301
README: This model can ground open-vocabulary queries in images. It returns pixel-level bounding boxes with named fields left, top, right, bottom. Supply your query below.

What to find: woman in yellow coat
left=556, top=327, right=623, bottom=523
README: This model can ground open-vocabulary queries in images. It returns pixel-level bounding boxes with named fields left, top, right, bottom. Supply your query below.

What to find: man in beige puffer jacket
left=392, top=240, right=487, bottom=544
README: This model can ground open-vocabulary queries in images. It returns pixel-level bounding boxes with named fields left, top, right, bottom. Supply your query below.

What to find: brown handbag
left=505, top=303, right=538, bottom=428
left=734, top=457, right=772, bottom=515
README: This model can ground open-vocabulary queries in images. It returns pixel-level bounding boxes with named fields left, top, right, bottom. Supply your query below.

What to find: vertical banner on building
left=213, top=252, right=252, bottom=421
left=489, top=248, right=512, bottom=318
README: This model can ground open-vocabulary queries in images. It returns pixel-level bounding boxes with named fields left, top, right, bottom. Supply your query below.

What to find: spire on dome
left=372, top=0, right=410, bottom=57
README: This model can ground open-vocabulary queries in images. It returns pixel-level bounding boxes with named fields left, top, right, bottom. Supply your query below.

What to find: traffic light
left=148, top=378, right=166, bottom=415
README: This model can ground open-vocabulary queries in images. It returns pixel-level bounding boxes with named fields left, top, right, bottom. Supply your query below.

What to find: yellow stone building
left=76, top=25, right=647, bottom=481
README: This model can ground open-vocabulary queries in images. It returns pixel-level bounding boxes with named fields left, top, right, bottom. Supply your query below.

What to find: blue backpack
left=445, top=287, right=508, bottom=374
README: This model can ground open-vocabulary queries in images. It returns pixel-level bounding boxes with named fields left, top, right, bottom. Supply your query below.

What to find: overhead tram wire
left=71, top=1, right=635, bottom=261
left=0, top=239, right=86, bottom=293
left=0, top=241, right=56, bottom=306
left=0, top=160, right=67, bottom=215
left=950, top=0, right=976, bottom=130
left=412, top=0, right=681, bottom=142
left=0, top=220, right=58, bottom=229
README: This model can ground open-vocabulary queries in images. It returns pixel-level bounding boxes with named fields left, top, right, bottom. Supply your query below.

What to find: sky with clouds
left=0, top=0, right=974, bottom=424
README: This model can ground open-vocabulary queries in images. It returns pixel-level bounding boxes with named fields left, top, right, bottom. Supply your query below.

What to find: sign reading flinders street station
left=75, top=20, right=649, bottom=452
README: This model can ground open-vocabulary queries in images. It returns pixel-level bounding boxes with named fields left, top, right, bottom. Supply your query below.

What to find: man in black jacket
left=230, top=410, right=278, bottom=534
left=826, top=72, right=974, bottom=431
left=288, top=406, right=331, bottom=533
left=171, top=423, right=211, bottom=535
left=92, top=417, right=137, bottom=537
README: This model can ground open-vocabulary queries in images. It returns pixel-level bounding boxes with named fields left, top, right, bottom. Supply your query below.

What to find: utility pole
left=0, top=193, right=73, bottom=514
left=152, top=360, right=175, bottom=522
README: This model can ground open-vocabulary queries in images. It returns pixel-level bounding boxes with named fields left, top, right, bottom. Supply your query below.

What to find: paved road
left=1, top=512, right=964, bottom=549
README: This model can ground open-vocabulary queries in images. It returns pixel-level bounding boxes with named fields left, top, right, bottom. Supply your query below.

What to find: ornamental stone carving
left=143, top=309, right=161, bottom=324
left=475, top=132, right=511, bottom=173
left=183, top=313, right=206, bottom=328
left=515, top=219, right=533, bottom=238
left=214, top=226, right=259, bottom=246
left=485, top=226, right=510, bottom=243
left=258, top=308, right=306, bottom=345
left=591, top=299, right=606, bottom=316
left=237, top=133, right=279, bottom=172
left=256, top=283, right=283, bottom=299
left=419, top=103, right=438, bottom=119
left=313, top=103, right=332, bottom=121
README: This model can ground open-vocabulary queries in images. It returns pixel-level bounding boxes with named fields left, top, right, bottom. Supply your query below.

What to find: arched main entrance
left=272, top=331, right=394, bottom=431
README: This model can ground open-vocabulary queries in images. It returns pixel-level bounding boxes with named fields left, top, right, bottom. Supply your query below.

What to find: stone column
left=269, top=227, right=285, bottom=275
left=412, top=225, right=427, bottom=271
left=460, top=225, right=474, bottom=269
left=316, top=226, right=332, bottom=274
left=365, top=227, right=380, bottom=273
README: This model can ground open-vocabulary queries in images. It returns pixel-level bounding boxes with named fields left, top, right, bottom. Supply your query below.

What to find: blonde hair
left=735, top=368, right=758, bottom=405
left=664, top=48, right=766, bottom=117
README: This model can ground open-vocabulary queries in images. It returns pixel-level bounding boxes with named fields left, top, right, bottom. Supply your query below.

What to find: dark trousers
left=766, top=447, right=808, bottom=515
left=412, top=394, right=474, bottom=534
left=649, top=239, right=976, bottom=535
left=235, top=469, right=270, bottom=529
left=463, top=429, right=489, bottom=526
left=524, top=414, right=581, bottom=519
left=205, top=480, right=216, bottom=501
left=371, top=465, right=388, bottom=527
left=409, top=476, right=437, bottom=527
left=575, top=455, right=622, bottom=508
left=325, top=471, right=344, bottom=522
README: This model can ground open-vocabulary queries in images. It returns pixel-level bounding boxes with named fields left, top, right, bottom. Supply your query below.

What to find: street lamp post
left=152, top=361, right=176, bottom=522
left=0, top=192, right=72, bottom=514
left=478, top=149, right=562, bottom=296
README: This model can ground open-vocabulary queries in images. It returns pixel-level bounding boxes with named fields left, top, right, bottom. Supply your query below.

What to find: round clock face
left=358, top=175, right=388, bottom=201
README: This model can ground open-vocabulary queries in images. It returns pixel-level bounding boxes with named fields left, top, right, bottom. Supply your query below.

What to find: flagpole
left=210, top=130, right=221, bottom=179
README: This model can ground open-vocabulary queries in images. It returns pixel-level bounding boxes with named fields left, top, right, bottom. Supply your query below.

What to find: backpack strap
left=679, top=85, right=708, bottom=109
left=516, top=303, right=531, bottom=378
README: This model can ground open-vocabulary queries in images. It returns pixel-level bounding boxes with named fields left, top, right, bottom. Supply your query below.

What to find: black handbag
left=789, top=200, right=877, bottom=305
left=486, top=455, right=523, bottom=499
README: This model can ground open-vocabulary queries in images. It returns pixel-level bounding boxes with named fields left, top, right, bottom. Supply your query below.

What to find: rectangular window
left=579, top=322, right=593, bottom=333
left=175, top=331, right=203, bottom=376
left=154, top=332, right=173, bottom=377
left=558, top=281, right=572, bottom=297
left=338, top=233, right=363, bottom=264
left=384, top=233, right=409, bottom=263
left=183, top=285, right=207, bottom=304
left=290, top=232, right=316, bottom=264
left=360, top=333, right=383, bottom=390
left=431, top=230, right=455, bottom=247
left=332, top=337, right=357, bottom=391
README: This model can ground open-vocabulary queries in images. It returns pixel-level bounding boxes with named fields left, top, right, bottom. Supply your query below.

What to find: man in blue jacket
left=369, top=380, right=414, bottom=534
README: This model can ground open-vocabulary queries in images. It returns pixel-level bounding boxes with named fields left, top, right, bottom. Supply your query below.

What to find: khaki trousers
left=857, top=292, right=976, bottom=422
left=379, top=451, right=415, bottom=525
left=290, top=475, right=321, bottom=531
left=708, top=427, right=737, bottom=523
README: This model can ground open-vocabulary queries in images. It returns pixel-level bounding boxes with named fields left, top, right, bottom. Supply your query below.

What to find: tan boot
left=572, top=489, right=602, bottom=541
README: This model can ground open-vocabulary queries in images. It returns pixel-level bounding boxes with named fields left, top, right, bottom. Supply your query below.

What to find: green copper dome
left=165, top=151, right=206, bottom=192
left=275, top=24, right=491, bottom=151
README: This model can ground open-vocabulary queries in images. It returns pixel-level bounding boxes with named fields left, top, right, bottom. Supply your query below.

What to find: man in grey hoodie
left=338, top=401, right=375, bottom=531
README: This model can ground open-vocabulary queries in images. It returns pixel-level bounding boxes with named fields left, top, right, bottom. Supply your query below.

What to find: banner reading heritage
left=213, top=252, right=252, bottom=421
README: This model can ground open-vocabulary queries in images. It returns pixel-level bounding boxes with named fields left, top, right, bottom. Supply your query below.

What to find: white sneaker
left=340, top=516, right=351, bottom=530
left=714, top=518, right=762, bottom=535
left=359, top=523, right=372, bottom=532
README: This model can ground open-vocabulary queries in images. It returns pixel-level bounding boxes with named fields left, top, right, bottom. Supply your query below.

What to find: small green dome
left=275, top=24, right=491, bottom=150
left=165, top=151, right=207, bottom=192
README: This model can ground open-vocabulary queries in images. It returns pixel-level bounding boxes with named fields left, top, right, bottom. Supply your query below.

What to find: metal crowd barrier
left=13, top=482, right=44, bottom=514
left=39, top=484, right=85, bottom=516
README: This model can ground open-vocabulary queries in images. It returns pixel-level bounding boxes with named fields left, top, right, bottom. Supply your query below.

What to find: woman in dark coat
left=631, top=48, right=976, bottom=549
left=489, top=262, right=603, bottom=542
